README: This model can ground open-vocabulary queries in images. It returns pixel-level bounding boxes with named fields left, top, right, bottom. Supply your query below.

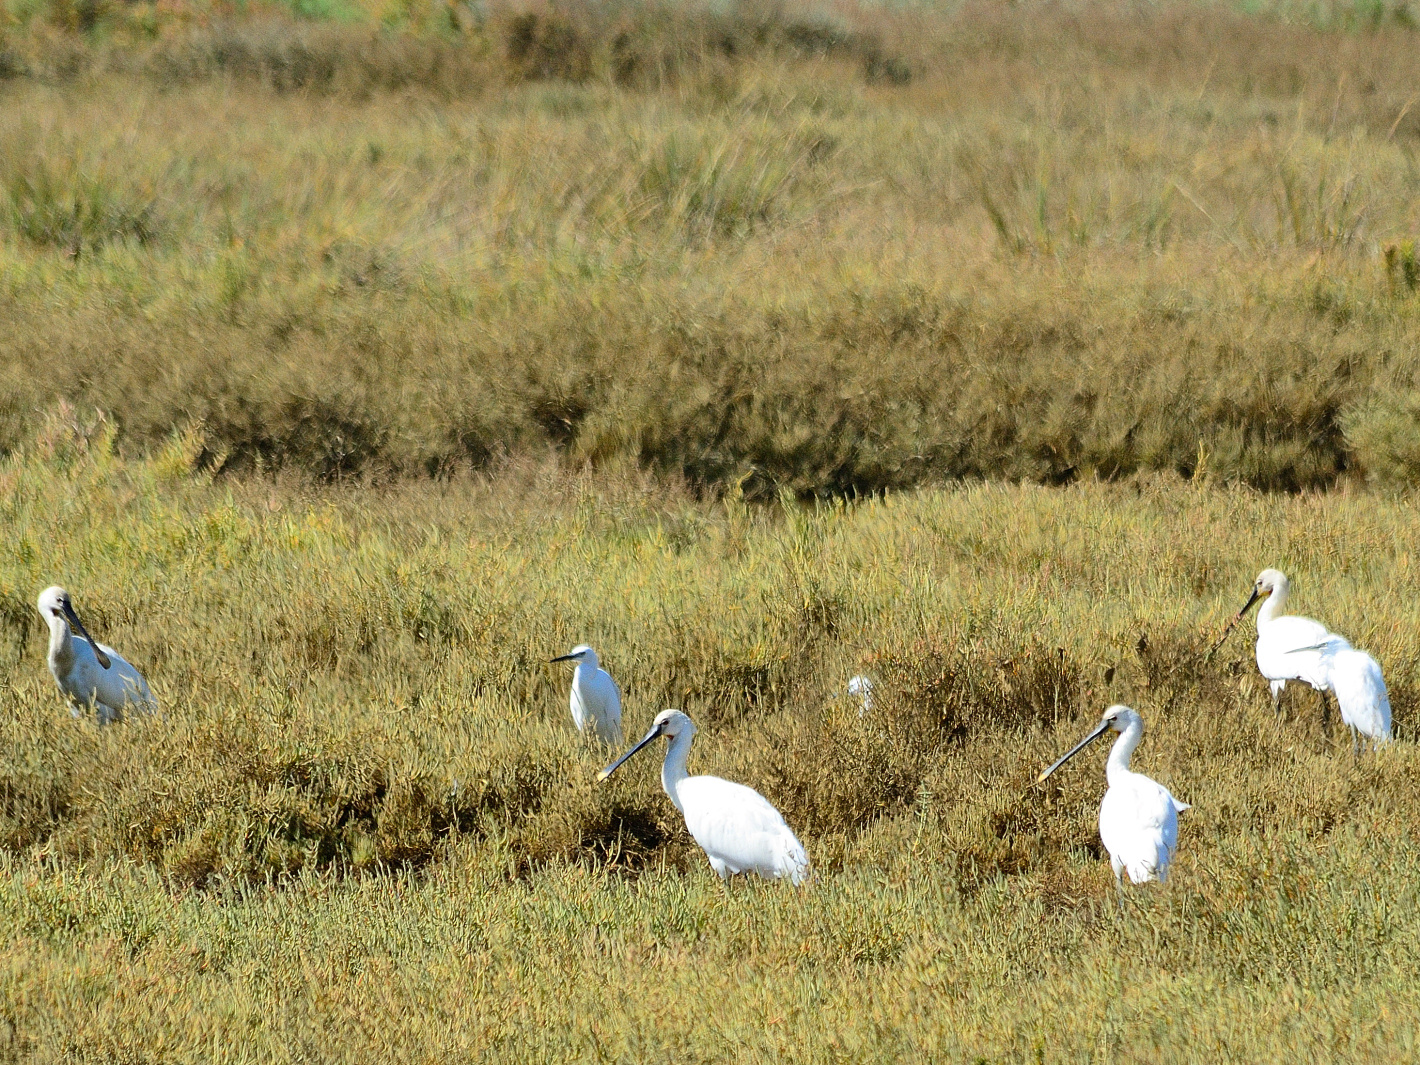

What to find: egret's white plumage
left=1320, top=647, right=1392, bottom=752
left=36, top=586, right=155, bottom=724
left=550, top=644, right=622, bottom=744
left=846, top=674, right=874, bottom=715
left=1039, top=705, right=1189, bottom=890
left=598, top=709, right=810, bottom=885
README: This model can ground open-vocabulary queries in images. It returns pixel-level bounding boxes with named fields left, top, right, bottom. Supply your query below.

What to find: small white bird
left=846, top=674, right=874, bottom=715
left=550, top=644, right=622, bottom=745
left=36, top=586, right=156, bottom=724
left=1038, top=704, right=1189, bottom=892
left=1219, top=568, right=1351, bottom=716
left=598, top=709, right=810, bottom=885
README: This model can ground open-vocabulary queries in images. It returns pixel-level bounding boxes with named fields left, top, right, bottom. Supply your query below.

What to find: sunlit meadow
left=4, top=0, right=1420, bottom=1058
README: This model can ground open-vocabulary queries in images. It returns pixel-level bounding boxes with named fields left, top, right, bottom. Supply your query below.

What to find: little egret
left=550, top=644, right=622, bottom=744
left=598, top=709, right=810, bottom=885
left=846, top=675, right=874, bottom=715
left=1037, top=705, right=1189, bottom=891
left=36, top=586, right=155, bottom=724
left=1211, top=568, right=1350, bottom=718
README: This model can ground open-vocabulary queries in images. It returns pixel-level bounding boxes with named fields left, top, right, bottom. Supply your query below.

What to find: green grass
left=3, top=416, right=1420, bottom=1058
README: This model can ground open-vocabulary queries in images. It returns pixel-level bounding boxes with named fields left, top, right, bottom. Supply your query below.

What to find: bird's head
left=650, top=708, right=694, bottom=738
left=1253, top=568, right=1287, bottom=599
left=550, top=644, right=597, bottom=668
left=1100, top=703, right=1141, bottom=734
left=36, top=586, right=69, bottom=621
left=1036, top=704, right=1141, bottom=784
left=35, top=585, right=112, bottom=669
left=596, top=709, right=694, bottom=782
left=1237, top=568, right=1288, bottom=618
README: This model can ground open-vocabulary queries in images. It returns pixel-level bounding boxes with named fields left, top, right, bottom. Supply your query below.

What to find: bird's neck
left=46, top=616, right=74, bottom=671
left=1257, top=585, right=1288, bottom=626
left=660, top=732, right=692, bottom=814
left=1104, top=721, right=1143, bottom=787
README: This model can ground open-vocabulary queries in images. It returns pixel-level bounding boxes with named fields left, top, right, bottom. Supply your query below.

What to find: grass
left=3, top=414, right=1420, bottom=1058
left=4, top=0, right=1420, bottom=1055
left=0, top=0, right=1419, bottom=493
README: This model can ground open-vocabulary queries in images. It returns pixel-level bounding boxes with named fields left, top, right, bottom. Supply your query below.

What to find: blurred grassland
left=3, top=413, right=1420, bottom=1057
left=1, top=0, right=1420, bottom=495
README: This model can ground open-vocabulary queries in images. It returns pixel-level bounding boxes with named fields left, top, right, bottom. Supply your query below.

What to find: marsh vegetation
left=2, top=0, right=1420, bottom=495
left=3, top=0, right=1420, bottom=1057
left=3, top=417, right=1420, bottom=1058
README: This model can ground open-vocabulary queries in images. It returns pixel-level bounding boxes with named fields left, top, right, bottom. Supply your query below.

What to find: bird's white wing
left=1328, top=648, right=1392, bottom=741
left=67, top=642, right=155, bottom=720
left=1258, top=618, right=1350, bottom=690
left=594, top=668, right=623, bottom=742
left=678, top=777, right=809, bottom=883
left=569, top=683, right=587, bottom=732
left=1261, top=614, right=1335, bottom=646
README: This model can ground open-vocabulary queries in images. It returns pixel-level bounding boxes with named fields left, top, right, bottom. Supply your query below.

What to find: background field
left=3, top=0, right=1420, bottom=495
left=5, top=0, right=1420, bottom=1059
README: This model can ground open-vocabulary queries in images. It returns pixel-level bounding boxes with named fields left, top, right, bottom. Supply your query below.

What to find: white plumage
left=1226, top=569, right=1394, bottom=750
left=1039, top=705, right=1189, bottom=890
left=846, top=674, right=874, bottom=715
left=1243, top=569, right=1350, bottom=711
left=36, top=585, right=156, bottom=724
left=598, top=709, right=810, bottom=885
left=550, top=644, right=622, bottom=745
left=1318, top=647, right=1392, bottom=752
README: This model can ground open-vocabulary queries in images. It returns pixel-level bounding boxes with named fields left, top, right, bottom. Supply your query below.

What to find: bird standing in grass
left=1211, top=568, right=1351, bottom=719
left=598, top=709, right=810, bottom=885
left=1038, top=704, right=1189, bottom=892
left=36, top=585, right=155, bottom=724
left=846, top=674, right=874, bottom=715
left=550, top=644, right=622, bottom=744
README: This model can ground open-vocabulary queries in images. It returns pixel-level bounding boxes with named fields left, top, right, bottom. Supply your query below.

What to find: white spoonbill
left=550, top=644, right=622, bottom=744
left=36, top=586, right=156, bottom=724
left=846, top=674, right=874, bottom=715
left=1212, top=568, right=1350, bottom=717
left=597, top=709, right=810, bottom=885
left=1037, top=705, right=1189, bottom=891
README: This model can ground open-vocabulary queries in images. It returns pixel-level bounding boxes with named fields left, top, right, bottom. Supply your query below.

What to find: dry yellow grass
left=2, top=415, right=1420, bottom=1058
left=1, top=0, right=1419, bottom=493
left=4, top=2, right=1420, bottom=1057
